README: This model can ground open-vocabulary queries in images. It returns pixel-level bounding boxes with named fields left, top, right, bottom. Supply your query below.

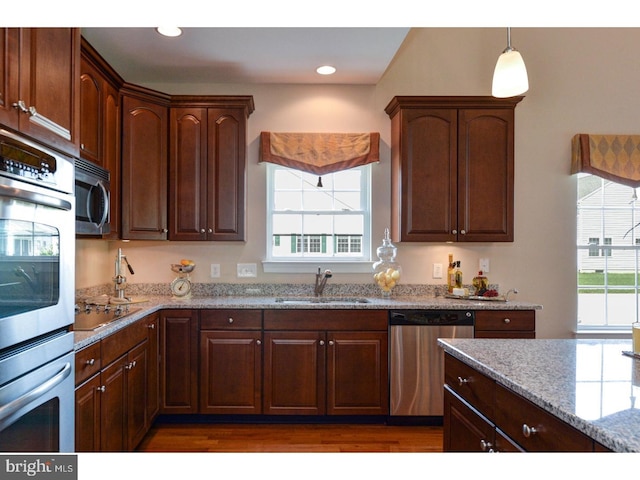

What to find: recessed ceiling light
left=156, top=27, right=183, bottom=37
left=316, top=65, right=336, bottom=75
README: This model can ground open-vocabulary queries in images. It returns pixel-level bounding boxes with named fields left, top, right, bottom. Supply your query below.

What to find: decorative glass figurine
left=373, top=228, right=402, bottom=297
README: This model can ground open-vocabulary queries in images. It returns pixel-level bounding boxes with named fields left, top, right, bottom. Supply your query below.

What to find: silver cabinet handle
left=200, top=229, right=205, bottom=233
left=148, top=323, right=155, bottom=329
left=12, top=100, right=29, bottom=113
left=256, top=339, right=262, bottom=346
left=208, top=228, right=213, bottom=233
left=329, top=340, right=334, bottom=346
left=85, top=358, right=96, bottom=366
left=460, top=230, right=466, bottom=235
left=452, top=229, right=458, bottom=235
left=228, top=317, right=234, bottom=323
left=522, top=424, right=538, bottom=438
left=457, top=376, right=470, bottom=386
left=480, top=439, right=493, bottom=452
left=319, top=340, right=325, bottom=346
left=125, top=360, right=137, bottom=370
left=162, top=228, right=168, bottom=233
left=97, top=386, right=106, bottom=393
left=503, top=318, right=511, bottom=324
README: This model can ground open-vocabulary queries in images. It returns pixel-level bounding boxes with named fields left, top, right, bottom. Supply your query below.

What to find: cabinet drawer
left=75, top=342, right=101, bottom=385
left=494, top=383, right=593, bottom=452
left=200, top=309, right=262, bottom=330
left=474, top=310, right=535, bottom=332
left=102, top=318, right=148, bottom=365
left=444, top=354, right=495, bottom=419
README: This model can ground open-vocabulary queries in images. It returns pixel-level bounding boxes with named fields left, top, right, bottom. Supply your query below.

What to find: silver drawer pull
left=85, top=358, right=95, bottom=366
left=457, top=376, right=470, bottom=386
left=228, top=317, right=234, bottom=324
left=522, top=423, right=538, bottom=437
left=503, top=318, right=511, bottom=324
left=97, top=386, right=106, bottom=393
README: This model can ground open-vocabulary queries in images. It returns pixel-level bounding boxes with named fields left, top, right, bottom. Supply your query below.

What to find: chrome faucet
left=113, top=248, right=135, bottom=300
left=314, top=267, right=332, bottom=296
left=504, top=288, right=518, bottom=302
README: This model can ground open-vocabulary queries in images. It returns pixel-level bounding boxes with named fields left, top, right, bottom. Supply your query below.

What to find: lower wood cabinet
left=160, top=309, right=199, bottom=413
left=74, top=313, right=159, bottom=452
left=262, top=310, right=389, bottom=416
left=199, top=310, right=262, bottom=414
left=474, top=310, right=535, bottom=338
left=444, top=352, right=595, bottom=452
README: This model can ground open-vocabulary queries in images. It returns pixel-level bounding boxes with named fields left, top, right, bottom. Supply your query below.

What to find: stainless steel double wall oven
left=0, top=129, right=75, bottom=452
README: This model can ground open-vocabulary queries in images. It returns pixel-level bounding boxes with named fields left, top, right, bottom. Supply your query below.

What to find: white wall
left=76, top=27, right=640, bottom=339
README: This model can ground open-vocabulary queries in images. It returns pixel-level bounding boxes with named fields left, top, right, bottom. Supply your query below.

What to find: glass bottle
left=373, top=228, right=402, bottom=297
left=472, top=271, right=488, bottom=296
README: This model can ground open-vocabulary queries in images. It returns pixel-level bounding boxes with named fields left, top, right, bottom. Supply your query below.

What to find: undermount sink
left=274, top=296, right=370, bottom=304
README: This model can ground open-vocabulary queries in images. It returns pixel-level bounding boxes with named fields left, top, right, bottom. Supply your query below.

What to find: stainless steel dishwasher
left=389, top=310, right=474, bottom=422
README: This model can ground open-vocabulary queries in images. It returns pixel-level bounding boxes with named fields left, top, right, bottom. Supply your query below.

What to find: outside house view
left=577, top=173, right=640, bottom=329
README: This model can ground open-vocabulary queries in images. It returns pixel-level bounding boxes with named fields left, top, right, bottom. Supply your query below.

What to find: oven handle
left=0, top=183, right=72, bottom=211
left=0, top=362, right=72, bottom=424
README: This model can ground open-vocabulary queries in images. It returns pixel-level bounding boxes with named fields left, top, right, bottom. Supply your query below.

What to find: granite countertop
left=438, top=337, right=640, bottom=452
left=73, top=292, right=542, bottom=350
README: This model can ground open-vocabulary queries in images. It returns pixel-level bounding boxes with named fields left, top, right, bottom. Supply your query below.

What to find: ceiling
left=81, top=28, right=411, bottom=86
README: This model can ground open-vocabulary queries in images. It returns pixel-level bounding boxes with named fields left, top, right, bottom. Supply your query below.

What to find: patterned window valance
left=571, top=134, right=640, bottom=187
left=259, top=131, right=380, bottom=175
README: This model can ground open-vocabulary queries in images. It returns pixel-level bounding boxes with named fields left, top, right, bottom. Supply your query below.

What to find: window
left=265, top=164, right=371, bottom=266
left=577, top=174, right=640, bottom=331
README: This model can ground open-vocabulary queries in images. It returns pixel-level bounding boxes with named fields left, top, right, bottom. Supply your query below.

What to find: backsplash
left=75, top=282, right=498, bottom=301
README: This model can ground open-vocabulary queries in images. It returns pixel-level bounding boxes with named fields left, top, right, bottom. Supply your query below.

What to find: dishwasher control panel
left=389, top=310, right=474, bottom=326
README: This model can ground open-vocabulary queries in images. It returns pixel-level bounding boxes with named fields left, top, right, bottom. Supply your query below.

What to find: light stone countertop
left=438, top=337, right=640, bottom=453
left=73, top=292, right=542, bottom=350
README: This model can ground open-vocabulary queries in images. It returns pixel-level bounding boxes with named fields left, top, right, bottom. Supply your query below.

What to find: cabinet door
left=200, top=330, right=262, bottom=414
left=263, top=331, right=326, bottom=415
left=126, top=340, right=148, bottom=450
left=18, top=28, right=80, bottom=156
left=327, top=331, right=388, bottom=415
left=74, top=374, right=101, bottom=452
left=160, top=310, right=199, bottom=413
left=443, top=386, right=495, bottom=452
left=207, top=108, right=247, bottom=240
left=121, top=94, right=168, bottom=239
left=100, top=355, right=127, bottom=452
left=79, top=56, right=102, bottom=164
left=145, top=313, right=160, bottom=424
left=458, top=108, right=514, bottom=242
left=0, top=28, right=19, bottom=129
left=169, top=108, right=208, bottom=240
left=396, top=108, right=458, bottom=242
left=102, top=82, right=120, bottom=239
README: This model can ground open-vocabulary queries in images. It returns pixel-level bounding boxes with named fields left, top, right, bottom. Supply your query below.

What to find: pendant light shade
left=492, top=27, right=529, bottom=98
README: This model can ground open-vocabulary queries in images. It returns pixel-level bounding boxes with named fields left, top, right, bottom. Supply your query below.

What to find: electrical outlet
left=433, top=263, right=443, bottom=279
left=479, top=258, right=490, bottom=273
left=210, top=264, right=220, bottom=278
left=237, top=263, right=257, bottom=278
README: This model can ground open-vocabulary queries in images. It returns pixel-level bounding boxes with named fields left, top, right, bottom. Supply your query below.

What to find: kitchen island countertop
left=73, top=294, right=541, bottom=350
left=438, top=337, right=640, bottom=452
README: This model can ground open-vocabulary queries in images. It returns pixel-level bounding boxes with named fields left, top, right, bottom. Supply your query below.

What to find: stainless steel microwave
left=75, top=157, right=110, bottom=235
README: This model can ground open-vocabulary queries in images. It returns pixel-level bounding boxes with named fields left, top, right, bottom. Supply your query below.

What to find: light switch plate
left=210, top=264, right=220, bottom=278
left=433, top=263, right=443, bottom=279
left=479, top=258, right=490, bottom=273
left=237, top=263, right=257, bottom=278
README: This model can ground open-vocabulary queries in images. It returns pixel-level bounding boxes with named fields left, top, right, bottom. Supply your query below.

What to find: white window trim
left=264, top=163, right=372, bottom=273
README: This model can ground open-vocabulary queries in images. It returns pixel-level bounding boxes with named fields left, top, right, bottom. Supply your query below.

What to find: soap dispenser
left=373, top=228, right=402, bottom=297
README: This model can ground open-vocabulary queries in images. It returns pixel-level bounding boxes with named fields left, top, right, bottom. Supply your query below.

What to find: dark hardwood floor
left=136, top=422, right=444, bottom=453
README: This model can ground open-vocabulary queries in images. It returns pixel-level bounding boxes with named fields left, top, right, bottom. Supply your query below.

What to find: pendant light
left=492, top=27, right=529, bottom=98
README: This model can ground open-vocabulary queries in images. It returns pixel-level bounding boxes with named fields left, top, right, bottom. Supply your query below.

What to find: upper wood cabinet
left=0, top=28, right=80, bottom=156
left=80, top=38, right=124, bottom=239
left=120, top=84, right=170, bottom=240
left=169, top=96, right=254, bottom=241
left=385, top=96, right=523, bottom=243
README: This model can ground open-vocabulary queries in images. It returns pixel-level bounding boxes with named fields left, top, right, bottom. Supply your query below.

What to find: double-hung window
left=264, top=164, right=371, bottom=271
left=577, top=173, right=640, bottom=331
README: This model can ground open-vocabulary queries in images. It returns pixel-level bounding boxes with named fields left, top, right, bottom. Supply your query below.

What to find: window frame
left=263, top=163, right=373, bottom=274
